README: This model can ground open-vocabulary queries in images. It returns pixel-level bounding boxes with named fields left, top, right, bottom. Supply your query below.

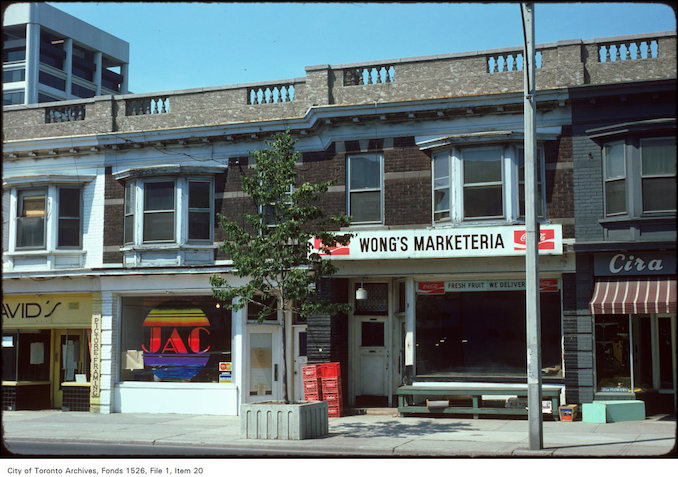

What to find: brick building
left=2, top=31, right=675, bottom=415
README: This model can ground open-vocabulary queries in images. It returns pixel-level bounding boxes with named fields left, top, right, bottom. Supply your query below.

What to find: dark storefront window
left=595, top=315, right=631, bottom=392
left=120, top=296, right=231, bottom=382
left=415, top=291, right=562, bottom=377
left=2, top=331, right=51, bottom=381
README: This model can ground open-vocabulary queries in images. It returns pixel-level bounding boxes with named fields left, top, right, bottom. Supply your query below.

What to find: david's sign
left=313, top=225, right=562, bottom=260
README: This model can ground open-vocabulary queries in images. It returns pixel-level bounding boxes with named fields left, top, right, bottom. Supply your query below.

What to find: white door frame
left=348, top=279, right=393, bottom=407
left=245, top=324, right=281, bottom=403
left=292, top=324, right=308, bottom=401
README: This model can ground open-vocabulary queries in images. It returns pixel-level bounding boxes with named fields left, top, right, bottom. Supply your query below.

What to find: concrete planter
left=240, top=400, right=329, bottom=440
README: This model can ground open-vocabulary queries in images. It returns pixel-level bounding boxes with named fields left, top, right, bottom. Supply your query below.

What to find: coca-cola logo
left=417, top=282, right=445, bottom=295
left=513, top=229, right=555, bottom=251
left=313, top=238, right=350, bottom=256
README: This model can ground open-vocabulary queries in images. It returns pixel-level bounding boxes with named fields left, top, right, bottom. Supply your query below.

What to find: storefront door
left=246, top=325, right=281, bottom=402
left=293, top=325, right=308, bottom=401
left=355, top=316, right=390, bottom=406
left=52, top=329, right=88, bottom=408
left=656, top=315, right=676, bottom=394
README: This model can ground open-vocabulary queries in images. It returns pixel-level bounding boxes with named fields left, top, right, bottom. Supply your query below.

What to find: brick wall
left=103, top=166, right=124, bottom=264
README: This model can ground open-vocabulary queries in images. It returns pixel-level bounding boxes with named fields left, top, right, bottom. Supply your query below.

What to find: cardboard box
left=558, top=404, right=579, bottom=421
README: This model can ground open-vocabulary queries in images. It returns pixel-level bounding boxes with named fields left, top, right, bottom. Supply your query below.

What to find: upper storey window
left=602, top=136, right=676, bottom=218
left=124, top=177, right=214, bottom=246
left=432, top=144, right=544, bottom=224
left=15, top=186, right=81, bottom=250
left=640, top=138, right=676, bottom=213
left=347, top=154, right=383, bottom=224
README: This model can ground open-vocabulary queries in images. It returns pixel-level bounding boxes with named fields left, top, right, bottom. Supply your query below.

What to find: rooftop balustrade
left=3, top=32, right=675, bottom=143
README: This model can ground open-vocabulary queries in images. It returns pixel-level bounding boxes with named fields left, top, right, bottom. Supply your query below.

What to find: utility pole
left=522, top=2, right=543, bottom=450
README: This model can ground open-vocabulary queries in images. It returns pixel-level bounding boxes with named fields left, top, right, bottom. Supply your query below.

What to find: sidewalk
left=1, top=409, right=676, bottom=457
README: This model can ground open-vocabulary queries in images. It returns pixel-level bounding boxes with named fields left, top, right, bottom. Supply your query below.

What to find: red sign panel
left=513, top=228, right=556, bottom=251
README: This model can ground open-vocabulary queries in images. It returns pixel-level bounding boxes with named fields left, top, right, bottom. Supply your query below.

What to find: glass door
left=247, top=326, right=280, bottom=402
left=657, top=315, right=676, bottom=394
left=52, top=329, right=89, bottom=408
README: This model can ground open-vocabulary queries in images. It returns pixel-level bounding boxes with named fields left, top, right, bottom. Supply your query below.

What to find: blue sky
left=45, top=2, right=677, bottom=94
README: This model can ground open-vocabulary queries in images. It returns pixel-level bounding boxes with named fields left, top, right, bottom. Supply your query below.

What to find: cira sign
left=142, top=307, right=211, bottom=380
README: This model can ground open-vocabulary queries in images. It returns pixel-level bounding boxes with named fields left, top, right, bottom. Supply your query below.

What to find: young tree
left=210, top=131, right=352, bottom=403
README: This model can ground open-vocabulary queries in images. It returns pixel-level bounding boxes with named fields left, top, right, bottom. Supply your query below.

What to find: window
left=641, top=138, right=676, bottom=213
left=603, top=141, right=626, bottom=216
left=601, top=135, right=676, bottom=218
left=119, top=296, right=231, bottom=383
left=462, top=147, right=504, bottom=219
left=188, top=181, right=212, bottom=241
left=39, top=71, right=66, bottom=91
left=124, top=182, right=135, bottom=244
left=15, top=186, right=83, bottom=250
left=3, top=69, right=25, bottom=83
left=58, top=188, right=81, bottom=248
left=432, top=144, right=545, bottom=223
left=347, top=154, right=383, bottom=224
left=3, top=91, right=24, bottom=105
left=416, top=290, right=561, bottom=377
left=123, top=176, right=214, bottom=246
left=16, top=189, right=46, bottom=249
left=71, top=83, right=95, bottom=98
left=143, top=181, right=175, bottom=242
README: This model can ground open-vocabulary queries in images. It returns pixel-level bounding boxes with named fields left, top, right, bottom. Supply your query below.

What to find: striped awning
left=589, top=278, right=676, bottom=315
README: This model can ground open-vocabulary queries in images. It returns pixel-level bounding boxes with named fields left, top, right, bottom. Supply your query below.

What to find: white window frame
left=603, top=140, right=627, bottom=217
left=640, top=137, right=676, bottom=214
left=124, top=176, right=215, bottom=247
left=347, top=153, right=384, bottom=225
left=431, top=144, right=545, bottom=224
left=12, top=185, right=83, bottom=251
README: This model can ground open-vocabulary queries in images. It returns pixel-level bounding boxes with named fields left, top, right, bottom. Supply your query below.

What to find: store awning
left=589, top=278, right=677, bottom=315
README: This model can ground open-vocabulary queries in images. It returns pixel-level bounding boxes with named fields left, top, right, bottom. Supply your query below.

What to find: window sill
left=121, top=243, right=217, bottom=252
left=599, top=214, right=676, bottom=225
left=5, top=249, right=86, bottom=257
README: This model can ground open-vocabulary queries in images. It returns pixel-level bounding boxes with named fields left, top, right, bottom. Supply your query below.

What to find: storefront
left=589, top=251, right=676, bottom=413
left=2, top=293, right=93, bottom=411
left=317, top=224, right=571, bottom=407
left=114, top=294, right=238, bottom=414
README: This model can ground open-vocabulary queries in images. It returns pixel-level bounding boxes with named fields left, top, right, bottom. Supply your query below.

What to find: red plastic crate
left=303, top=379, right=321, bottom=395
left=319, top=362, right=341, bottom=378
left=304, top=392, right=321, bottom=401
left=302, top=364, right=321, bottom=379
left=323, top=391, right=342, bottom=403
left=328, top=404, right=342, bottom=418
left=321, top=377, right=341, bottom=393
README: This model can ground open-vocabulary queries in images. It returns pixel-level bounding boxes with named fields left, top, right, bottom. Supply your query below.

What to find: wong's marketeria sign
left=313, top=225, right=562, bottom=260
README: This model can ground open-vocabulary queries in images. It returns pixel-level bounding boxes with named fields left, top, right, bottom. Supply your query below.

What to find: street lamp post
left=522, top=2, right=543, bottom=450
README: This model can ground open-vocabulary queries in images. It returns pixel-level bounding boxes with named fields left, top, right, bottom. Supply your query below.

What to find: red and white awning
left=589, top=278, right=676, bottom=315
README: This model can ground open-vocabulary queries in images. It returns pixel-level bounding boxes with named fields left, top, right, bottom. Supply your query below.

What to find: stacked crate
left=302, top=364, right=322, bottom=401
left=320, top=362, right=342, bottom=418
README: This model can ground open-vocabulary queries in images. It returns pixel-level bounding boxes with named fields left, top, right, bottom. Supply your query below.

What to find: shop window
left=2, top=331, right=51, bottom=382
left=415, top=290, right=562, bottom=377
left=124, top=177, right=214, bottom=246
left=347, top=154, right=383, bottom=224
left=595, top=315, right=632, bottom=392
left=119, top=296, right=231, bottom=383
left=15, top=186, right=82, bottom=250
left=432, top=144, right=545, bottom=224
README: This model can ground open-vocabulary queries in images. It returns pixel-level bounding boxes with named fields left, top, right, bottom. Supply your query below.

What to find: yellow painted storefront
left=2, top=293, right=100, bottom=411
